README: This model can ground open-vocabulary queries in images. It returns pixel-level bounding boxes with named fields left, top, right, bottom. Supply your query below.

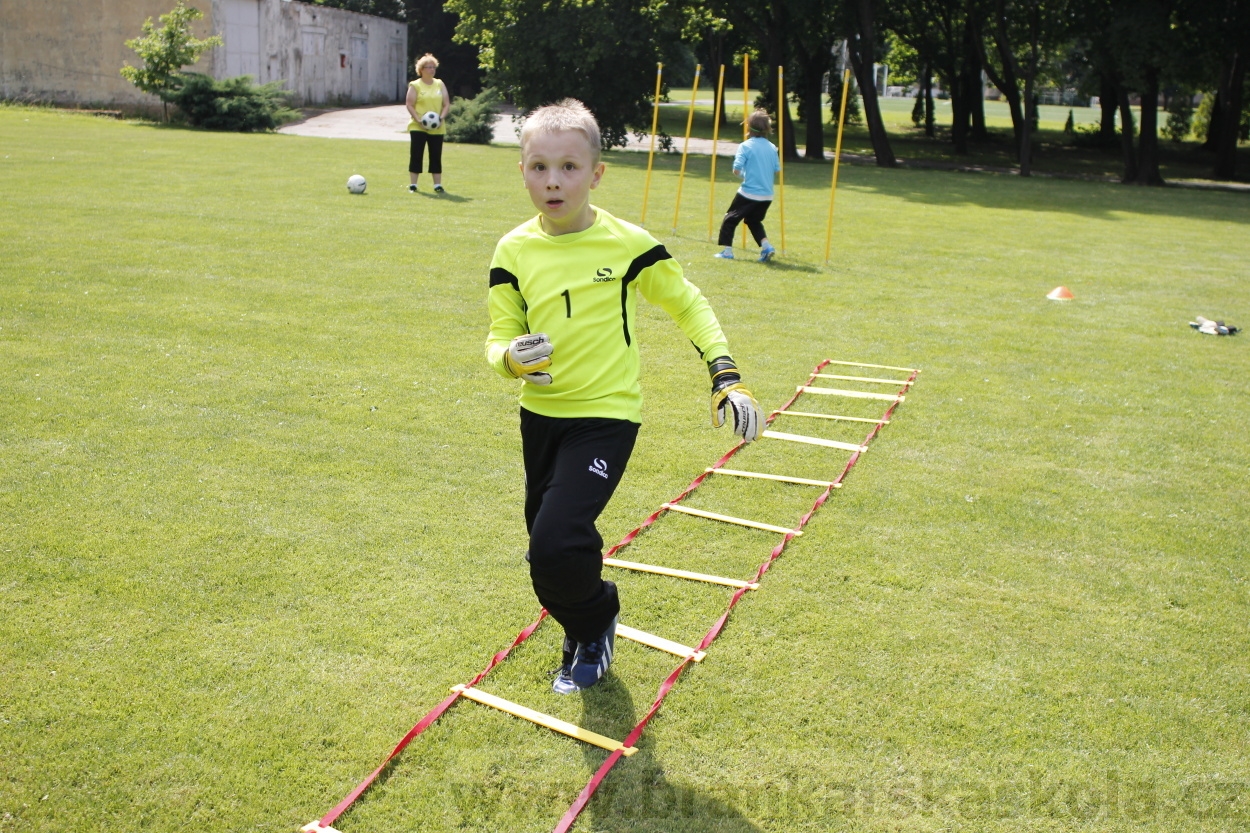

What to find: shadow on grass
left=760, top=259, right=822, bottom=275
left=665, top=233, right=822, bottom=273
left=417, top=190, right=473, bottom=203
left=578, top=675, right=762, bottom=833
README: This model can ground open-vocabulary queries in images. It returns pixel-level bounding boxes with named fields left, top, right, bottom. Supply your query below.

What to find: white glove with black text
left=504, top=333, right=553, bottom=385
left=708, top=356, right=762, bottom=442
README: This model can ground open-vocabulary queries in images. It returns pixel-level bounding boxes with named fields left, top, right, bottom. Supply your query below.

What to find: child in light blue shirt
left=715, top=109, right=781, bottom=263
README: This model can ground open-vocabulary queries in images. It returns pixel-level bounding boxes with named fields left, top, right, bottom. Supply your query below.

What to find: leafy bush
left=828, top=72, right=862, bottom=127
left=1193, top=91, right=1215, bottom=142
left=445, top=87, right=500, bottom=144
left=1164, top=92, right=1194, bottom=142
left=1071, top=122, right=1120, bottom=148
left=173, top=73, right=298, bottom=132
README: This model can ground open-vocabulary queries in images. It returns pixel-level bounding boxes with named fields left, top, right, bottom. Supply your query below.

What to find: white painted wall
left=208, top=0, right=406, bottom=106
left=222, top=0, right=261, bottom=79
left=0, top=0, right=406, bottom=108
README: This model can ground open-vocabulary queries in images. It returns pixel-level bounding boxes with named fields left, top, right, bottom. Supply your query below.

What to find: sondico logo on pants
left=589, top=458, right=609, bottom=479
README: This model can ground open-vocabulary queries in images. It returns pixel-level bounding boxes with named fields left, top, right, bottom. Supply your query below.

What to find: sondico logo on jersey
left=592, top=267, right=615, bottom=283
left=589, top=458, right=609, bottom=479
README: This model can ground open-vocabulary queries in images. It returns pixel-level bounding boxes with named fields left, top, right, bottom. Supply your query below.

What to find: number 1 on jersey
left=561, top=289, right=571, bottom=318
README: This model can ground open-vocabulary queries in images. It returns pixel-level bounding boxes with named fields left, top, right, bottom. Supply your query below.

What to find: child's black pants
left=717, top=192, right=772, bottom=247
left=520, top=409, right=639, bottom=645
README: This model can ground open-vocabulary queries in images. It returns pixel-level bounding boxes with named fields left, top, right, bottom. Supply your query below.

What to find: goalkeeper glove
left=708, top=356, right=762, bottom=442
left=504, top=333, right=553, bottom=385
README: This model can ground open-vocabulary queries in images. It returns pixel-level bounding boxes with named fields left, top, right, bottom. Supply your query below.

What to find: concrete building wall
left=0, top=0, right=406, bottom=109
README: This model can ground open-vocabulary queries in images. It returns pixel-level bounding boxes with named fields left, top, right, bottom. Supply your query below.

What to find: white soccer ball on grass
left=346, top=174, right=367, bottom=194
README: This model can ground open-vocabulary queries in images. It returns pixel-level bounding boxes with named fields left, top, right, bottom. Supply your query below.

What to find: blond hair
left=415, top=53, right=438, bottom=73
left=520, top=98, right=602, bottom=163
left=746, top=108, right=772, bottom=136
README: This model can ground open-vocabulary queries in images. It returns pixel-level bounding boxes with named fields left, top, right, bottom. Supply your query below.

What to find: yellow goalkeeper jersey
left=486, top=207, right=731, bottom=422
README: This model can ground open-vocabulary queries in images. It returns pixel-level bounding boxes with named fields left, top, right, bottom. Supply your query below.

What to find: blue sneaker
left=551, top=636, right=580, bottom=694
left=570, top=617, right=617, bottom=689
left=713, top=247, right=734, bottom=259
left=758, top=243, right=776, bottom=263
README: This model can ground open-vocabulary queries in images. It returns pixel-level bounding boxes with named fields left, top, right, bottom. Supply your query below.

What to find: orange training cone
left=1047, top=286, right=1074, bottom=301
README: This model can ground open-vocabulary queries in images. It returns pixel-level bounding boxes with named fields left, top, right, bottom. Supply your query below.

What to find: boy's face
left=520, top=129, right=605, bottom=236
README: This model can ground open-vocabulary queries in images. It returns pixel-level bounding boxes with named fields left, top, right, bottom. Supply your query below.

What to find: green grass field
left=656, top=87, right=1249, bottom=182
left=2, top=105, right=1248, bottom=832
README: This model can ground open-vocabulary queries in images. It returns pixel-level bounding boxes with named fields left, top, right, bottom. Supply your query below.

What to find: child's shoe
left=551, top=636, right=579, bottom=694
left=713, top=247, right=734, bottom=259
left=434, top=184, right=445, bottom=193
left=408, top=184, right=417, bottom=193
left=570, top=617, right=617, bottom=689
left=758, top=243, right=776, bottom=263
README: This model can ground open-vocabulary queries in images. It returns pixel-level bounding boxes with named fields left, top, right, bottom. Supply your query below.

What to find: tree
left=400, top=0, right=483, bottom=96
left=786, top=0, right=848, bottom=161
left=707, top=0, right=800, bottom=159
left=120, top=1, right=223, bottom=121
left=983, top=0, right=1077, bottom=175
left=891, top=0, right=978, bottom=154
left=447, top=0, right=691, bottom=148
left=980, top=0, right=1027, bottom=148
left=847, top=0, right=897, bottom=166
left=1106, top=0, right=1177, bottom=185
left=1183, top=0, right=1249, bottom=179
left=690, top=17, right=738, bottom=131
left=1211, top=59, right=1248, bottom=178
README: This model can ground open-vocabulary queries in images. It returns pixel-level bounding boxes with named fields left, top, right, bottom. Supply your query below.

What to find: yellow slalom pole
left=708, top=64, right=726, bottom=241
left=741, top=54, right=750, bottom=251
left=777, top=66, right=785, bottom=256
left=823, top=68, right=852, bottom=265
left=672, top=64, right=701, bottom=235
left=640, top=63, right=663, bottom=226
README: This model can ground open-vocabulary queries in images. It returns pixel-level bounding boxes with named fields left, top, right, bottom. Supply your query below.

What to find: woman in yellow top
left=404, top=53, right=451, bottom=193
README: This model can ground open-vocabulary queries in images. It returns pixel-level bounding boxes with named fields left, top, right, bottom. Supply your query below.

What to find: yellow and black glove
left=708, top=356, right=762, bottom=442
left=504, top=333, right=553, bottom=385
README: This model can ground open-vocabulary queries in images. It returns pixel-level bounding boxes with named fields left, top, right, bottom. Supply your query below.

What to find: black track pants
left=520, top=409, right=639, bottom=644
left=717, top=192, right=772, bottom=247
left=409, top=131, right=444, bottom=174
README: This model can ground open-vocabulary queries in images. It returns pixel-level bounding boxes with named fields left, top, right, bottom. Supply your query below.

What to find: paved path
left=278, top=103, right=743, bottom=157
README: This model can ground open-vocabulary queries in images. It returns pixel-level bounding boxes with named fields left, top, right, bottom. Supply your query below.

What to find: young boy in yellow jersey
left=485, top=99, right=765, bottom=693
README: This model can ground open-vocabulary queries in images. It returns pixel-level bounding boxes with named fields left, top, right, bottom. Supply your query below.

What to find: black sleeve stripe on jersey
left=617, top=244, right=672, bottom=346
left=490, top=267, right=519, bottom=291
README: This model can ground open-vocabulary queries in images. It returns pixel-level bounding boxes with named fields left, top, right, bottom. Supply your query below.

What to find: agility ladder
left=303, top=358, right=919, bottom=833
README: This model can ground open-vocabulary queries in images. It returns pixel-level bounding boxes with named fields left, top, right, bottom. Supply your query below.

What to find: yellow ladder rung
left=761, top=430, right=867, bottom=453
left=662, top=502, right=803, bottom=536
left=798, top=385, right=904, bottom=403
left=603, top=557, right=760, bottom=590
left=771, top=410, right=889, bottom=425
left=616, top=623, right=706, bottom=662
left=824, top=359, right=919, bottom=373
left=452, top=685, right=638, bottom=756
left=814, top=373, right=910, bottom=386
left=707, top=467, right=839, bottom=488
